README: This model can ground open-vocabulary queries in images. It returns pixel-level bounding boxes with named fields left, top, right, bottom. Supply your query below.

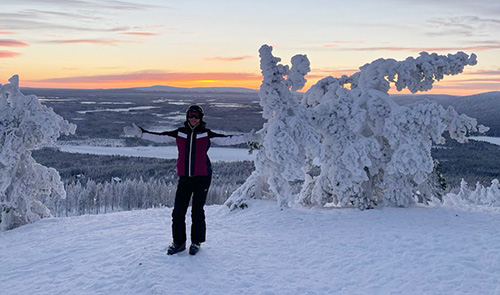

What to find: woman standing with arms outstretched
left=124, top=105, right=258, bottom=255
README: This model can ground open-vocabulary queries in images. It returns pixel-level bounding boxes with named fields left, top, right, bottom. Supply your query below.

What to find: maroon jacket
left=141, top=121, right=246, bottom=177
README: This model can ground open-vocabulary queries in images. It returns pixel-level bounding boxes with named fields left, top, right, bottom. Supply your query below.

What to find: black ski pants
left=172, top=176, right=211, bottom=245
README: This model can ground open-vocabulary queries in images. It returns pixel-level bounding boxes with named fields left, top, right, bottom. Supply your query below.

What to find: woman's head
left=186, top=104, right=204, bottom=126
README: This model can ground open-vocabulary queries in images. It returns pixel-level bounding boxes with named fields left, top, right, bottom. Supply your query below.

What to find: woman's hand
left=244, top=129, right=261, bottom=142
left=123, top=123, right=143, bottom=137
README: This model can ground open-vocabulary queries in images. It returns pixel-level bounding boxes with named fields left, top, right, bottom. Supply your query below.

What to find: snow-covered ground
left=57, top=145, right=255, bottom=162
left=469, top=136, right=500, bottom=146
left=1, top=200, right=500, bottom=295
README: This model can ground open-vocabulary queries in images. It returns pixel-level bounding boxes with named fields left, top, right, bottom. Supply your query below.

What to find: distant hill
left=130, top=85, right=186, bottom=92
left=21, top=85, right=258, bottom=94
left=391, top=91, right=500, bottom=136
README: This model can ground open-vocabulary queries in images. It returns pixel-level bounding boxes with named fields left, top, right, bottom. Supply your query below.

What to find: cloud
left=386, top=1, right=500, bottom=17
left=425, top=16, right=500, bottom=37
left=22, top=9, right=105, bottom=21
left=27, top=70, right=261, bottom=84
left=204, top=56, right=253, bottom=62
left=41, top=39, right=134, bottom=45
left=457, top=78, right=500, bottom=82
left=339, top=44, right=500, bottom=52
left=5, top=0, right=164, bottom=11
left=439, top=77, right=500, bottom=83
left=0, top=39, right=28, bottom=47
left=0, top=1, right=164, bottom=33
left=121, top=32, right=159, bottom=37
left=426, top=29, right=479, bottom=38
left=96, top=0, right=166, bottom=10
left=309, top=40, right=365, bottom=48
left=0, top=50, right=21, bottom=58
left=436, top=16, right=500, bottom=27
left=427, top=17, right=475, bottom=31
left=0, top=13, right=130, bottom=33
left=426, top=75, right=500, bottom=92
left=467, top=70, right=500, bottom=76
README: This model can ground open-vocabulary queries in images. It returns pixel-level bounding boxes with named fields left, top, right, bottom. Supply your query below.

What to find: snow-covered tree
left=225, top=45, right=320, bottom=209
left=0, top=75, right=76, bottom=231
left=227, top=45, right=487, bottom=210
left=302, top=51, right=487, bottom=209
left=447, top=179, right=500, bottom=207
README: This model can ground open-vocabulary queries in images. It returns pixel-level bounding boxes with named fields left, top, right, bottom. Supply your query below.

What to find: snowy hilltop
left=1, top=200, right=500, bottom=294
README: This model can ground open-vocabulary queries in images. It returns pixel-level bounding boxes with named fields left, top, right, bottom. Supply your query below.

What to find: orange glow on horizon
left=12, top=67, right=495, bottom=97
left=20, top=78, right=263, bottom=90
left=17, top=77, right=493, bottom=96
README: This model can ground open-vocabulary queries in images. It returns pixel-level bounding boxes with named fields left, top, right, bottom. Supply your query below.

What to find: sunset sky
left=1, top=0, right=499, bottom=95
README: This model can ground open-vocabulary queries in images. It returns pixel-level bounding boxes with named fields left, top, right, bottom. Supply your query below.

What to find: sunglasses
left=187, top=112, right=201, bottom=119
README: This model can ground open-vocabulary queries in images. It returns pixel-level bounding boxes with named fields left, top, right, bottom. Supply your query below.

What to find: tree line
left=45, top=177, right=242, bottom=217
left=32, top=148, right=254, bottom=217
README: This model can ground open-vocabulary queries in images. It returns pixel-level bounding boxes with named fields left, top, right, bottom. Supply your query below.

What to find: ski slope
left=1, top=200, right=500, bottom=294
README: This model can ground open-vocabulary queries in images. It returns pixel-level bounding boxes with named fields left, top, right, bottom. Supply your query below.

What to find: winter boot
left=189, top=243, right=201, bottom=255
left=167, top=242, right=186, bottom=255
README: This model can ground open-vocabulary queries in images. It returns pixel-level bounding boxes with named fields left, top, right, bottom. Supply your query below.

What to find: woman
left=124, top=105, right=258, bottom=255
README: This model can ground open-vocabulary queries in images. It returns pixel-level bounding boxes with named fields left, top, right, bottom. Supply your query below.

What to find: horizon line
left=16, top=84, right=500, bottom=97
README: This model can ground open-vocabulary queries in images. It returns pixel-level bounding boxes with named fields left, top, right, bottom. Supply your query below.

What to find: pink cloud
left=440, top=78, right=500, bottom=83
left=318, top=40, right=365, bottom=48
left=348, top=46, right=416, bottom=51
left=0, top=50, right=21, bottom=58
left=204, top=55, right=253, bottom=62
left=121, top=32, right=159, bottom=37
left=467, top=70, right=500, bottom=76
left=0, top=39, right=29, bottom=47
left=42, top=39, right=132, bottom=45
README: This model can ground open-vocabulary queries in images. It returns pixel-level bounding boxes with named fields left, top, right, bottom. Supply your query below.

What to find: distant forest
left=431, top=138, right=500, bottom=189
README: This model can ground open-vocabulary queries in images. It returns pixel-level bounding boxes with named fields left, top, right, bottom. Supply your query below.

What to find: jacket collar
left=184, top=120, right=206, bottom=131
